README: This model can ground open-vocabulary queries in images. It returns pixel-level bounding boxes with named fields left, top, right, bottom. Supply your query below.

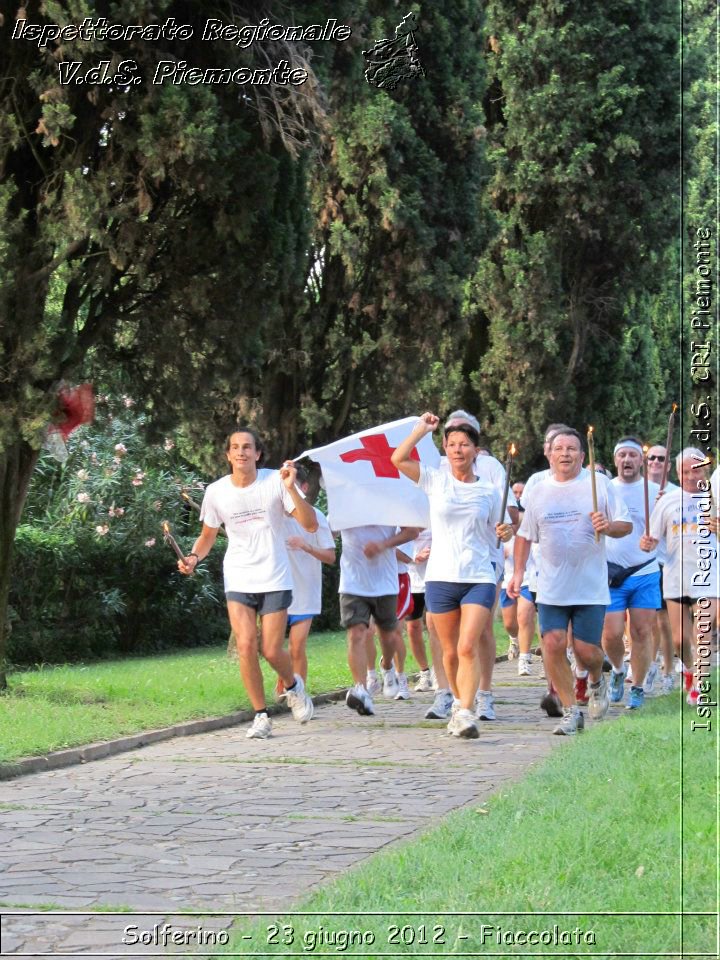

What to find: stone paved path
left=1, top=662, right=581, bottom=957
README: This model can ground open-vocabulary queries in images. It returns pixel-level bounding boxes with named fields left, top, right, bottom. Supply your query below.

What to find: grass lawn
left=2, top=621, right=507, bottom=762
left=224, top=686, right=717, bottom=957
left=1, top=630, right=355, bottom=763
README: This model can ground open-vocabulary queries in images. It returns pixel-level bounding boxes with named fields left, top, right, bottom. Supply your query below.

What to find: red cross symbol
left=339, top=434, right=419, bottom=478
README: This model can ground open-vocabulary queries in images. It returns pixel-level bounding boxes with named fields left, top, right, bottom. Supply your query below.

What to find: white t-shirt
left=440, top=454, right=507, bottom=568
left=650, top=488, right=718, bottom=599
left=200, top=472, right=297, bottom=593
left=284, top=507, right=335, bottom=615
left=502, top=536, right=535, bottom=589
left=407, top=528, right=433, bottom=592
left=711, top=467, right=719, bottom=507
left=606, top=478, right=660, bottom=574
left=655, top=481, right=680, bottom=565
left=518, top=471, right=630, bottom=605
left=417, top=465, right=502, bottom=584
left=520, top=469, right=552, bottom=592
left=339, top=525, right=399, bottom=597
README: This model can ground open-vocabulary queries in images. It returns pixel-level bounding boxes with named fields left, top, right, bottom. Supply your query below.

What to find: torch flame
left=643, top=444, right=649, bottom=454
left=181, top=491, right=191, bottom=501
left=510, top=443, right=517, bottom=456
left=162, top=521, right=170, bottom=535
left=587, top=425, right=594, bottom=437
left=671, top=402, right=678, bottom=414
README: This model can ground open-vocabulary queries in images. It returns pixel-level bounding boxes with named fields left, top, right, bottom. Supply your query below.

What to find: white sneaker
left=346, top=684, right=375, bottom=716
left=425, top=689, right=453, bottom=719
left=283, top=675, right=314, bottom=723
left=553, top=707, right=583, bottom=736
left=430, top=666, right=439, bottom=691
left=446, top=698, right=462, bottom=734
left=394, top=673, right=411, bottom=700
left=642, top=661, right=659, bottom=696
left=474, top=690, right=496, bottom=721
left=588, top=675, right=610, bottom=720
left=246, top=713, right=272, bottom=739
left=381, top=664, right=399, bottom=698
left=507, top=639, right=520, bottom=660
left=660, top=673, right=675, bottom=695
left=414, top=669, right=433, bottom=692
left=448, top=707, right=479, bottom=739
left=517, top=654, right=532, bottom=677
left=366, top=673, right=382, bottom=698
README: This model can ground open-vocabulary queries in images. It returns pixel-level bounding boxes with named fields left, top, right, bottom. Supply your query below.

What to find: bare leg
left=542, top=628, right=575, bottom=708
left=426, top=612, right=450, bottom=688
left=406, top=617, right=429, bottom=670
left=627, top=608, right=656, bottom=688
left=456, top=605, right=492, bottom=709
left=602, top=611, right=627, bottom=672
left=478, top=582, right=501, bottom=691
left=517, top=595, right=536, bottom=655
left=429, top=608, right=461, bottom=699
left=364, top=620, right=377, bottom=672
left=666, top=600, right=694, bottom=670
left=288, top=618, right=312, bottom=682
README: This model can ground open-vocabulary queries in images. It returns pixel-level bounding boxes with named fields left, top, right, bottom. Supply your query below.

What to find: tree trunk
left=0, top=439, right=40, bottom=688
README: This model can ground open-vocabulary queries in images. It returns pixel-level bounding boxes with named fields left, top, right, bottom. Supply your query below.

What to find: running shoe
left=588, top=675, right=610, bottom=720
left=609, top=665, right=628, bottom=703
left=626, top=686, right=645, bottom=710
left=574, top=675, right=589, bottom=705
left=553, top=707, right=584, bottom=736
left=366, top=673, right=382, bottom=698
left=518, top=654, right=532, bottom=677
left=686, top=686, right=699, bottom=707
left=449, top=708, right=480, bottom=739
left=346, top=684, right=375, bottom=716
left=475, top=690, right=496, bottom=721
left=246, top=713, right=272, bottom=739
left=507, top=639, right=520, bottom=660
left=540, top=690, right=563, bottom=717
left=642, top=662, right=659, bottom=696
left=414, top=669, right=433, bottom=692
left=660, top=673, right=675, bottom=695
left=381, top=664, right=399, bottom=698
left=425, top=689, right=453, bottom=719
left=394, top=673, right=411, bottom=700
left=283, top=675, right=314, bottom=723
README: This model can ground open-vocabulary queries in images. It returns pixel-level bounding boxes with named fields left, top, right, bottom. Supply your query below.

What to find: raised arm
left=390, top=412, right=439, bottom=483
left=281, top=460, right=319, bottom=532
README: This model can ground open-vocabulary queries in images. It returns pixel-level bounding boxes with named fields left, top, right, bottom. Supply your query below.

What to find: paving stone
left=4, top=662, right=584, bottom=955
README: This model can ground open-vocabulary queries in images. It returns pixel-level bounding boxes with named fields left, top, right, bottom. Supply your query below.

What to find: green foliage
left=468, top=0, right=679, bottom=468
left=11, top=397, right=226, bottom=665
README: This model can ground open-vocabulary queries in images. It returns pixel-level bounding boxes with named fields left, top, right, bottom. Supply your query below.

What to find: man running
left=509, top=429, right=631, bottom=735
left=601, top=438, right=661, bottom=709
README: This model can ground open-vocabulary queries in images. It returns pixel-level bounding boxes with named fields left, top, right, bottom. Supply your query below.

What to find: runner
left=442, top=410, right=519, bottom=721
left=178, top=428, right=316, bottom=739
left=339, top=524, right=420, bottom=716
left=640, top=448, right=718, bottom=705
left=392, top=412, right=511, bottom=739
left=404, top=529, right=434, bottom=692
left=283, top=465, right=336, bottom=686
left=601, top=438, right=661, bottom=709
left=509, top=428, right=632, bottom=735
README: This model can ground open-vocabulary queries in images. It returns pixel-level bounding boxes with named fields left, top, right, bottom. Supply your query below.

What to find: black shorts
left=407, top=592, right=426, bottom=622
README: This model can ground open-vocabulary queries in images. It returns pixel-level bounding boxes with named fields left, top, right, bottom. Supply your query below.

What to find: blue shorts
left=537, top=603, right=606, bottom=646
left=425, top=581, right=496, bottom=613
left=287, top=613, right=317, bottom=627
left=499, top=585, right=534, bottom=608
left=226, top=590, right=292, bottom=614
left=608, top=571, right=662, bottom=613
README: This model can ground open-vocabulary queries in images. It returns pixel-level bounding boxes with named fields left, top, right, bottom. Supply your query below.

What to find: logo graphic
left=363, top=13, right=425, bottom=90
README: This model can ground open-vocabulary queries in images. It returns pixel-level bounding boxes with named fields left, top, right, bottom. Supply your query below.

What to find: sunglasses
left=647, top=455, right=666, bottom=462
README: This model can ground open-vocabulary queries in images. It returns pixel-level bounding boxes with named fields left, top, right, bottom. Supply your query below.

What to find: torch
left=161, top=520, right=186, bottom=562
left=642, top=444, right=650, bottom=535
left=180, top=490, right=201, bottom=513
left=496, top=443, right=516, bottom=547
left=659, top=403, right=678, bottom=492
left=587, top=426, right=599, bottom=542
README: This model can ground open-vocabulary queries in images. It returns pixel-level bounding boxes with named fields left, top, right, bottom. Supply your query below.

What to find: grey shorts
left=226, top=590, right=293, bottom=615
left=340, top=593, right=398, bottom=631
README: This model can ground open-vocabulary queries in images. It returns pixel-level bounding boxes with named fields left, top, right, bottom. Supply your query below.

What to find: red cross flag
left=295, top=417, right=441, bottom=530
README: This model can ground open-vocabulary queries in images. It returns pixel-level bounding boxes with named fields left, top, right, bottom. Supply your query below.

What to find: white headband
left=614, top=441, right=644, bottom=456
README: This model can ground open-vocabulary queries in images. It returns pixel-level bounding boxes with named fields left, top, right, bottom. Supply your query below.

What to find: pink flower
left=76, top=469, right=90, bottom=481
left=153, top=500, right=162, bottom=511
left=123, top=396, right=135, bottom=408
left=163, top=438, right=175, bottom=451
left=108, top=505, right=125, bottom=518
left=76, top=492, right=91, bottom=503
left=95, top=524, right=109, bottom=536
left=144, top=538, right=156, bottom=548
left=114, top=443, right=127, bottom=456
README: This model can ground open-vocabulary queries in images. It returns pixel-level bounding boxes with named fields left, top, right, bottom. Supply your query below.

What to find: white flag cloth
left=295, top=417, right=440, bottom=530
